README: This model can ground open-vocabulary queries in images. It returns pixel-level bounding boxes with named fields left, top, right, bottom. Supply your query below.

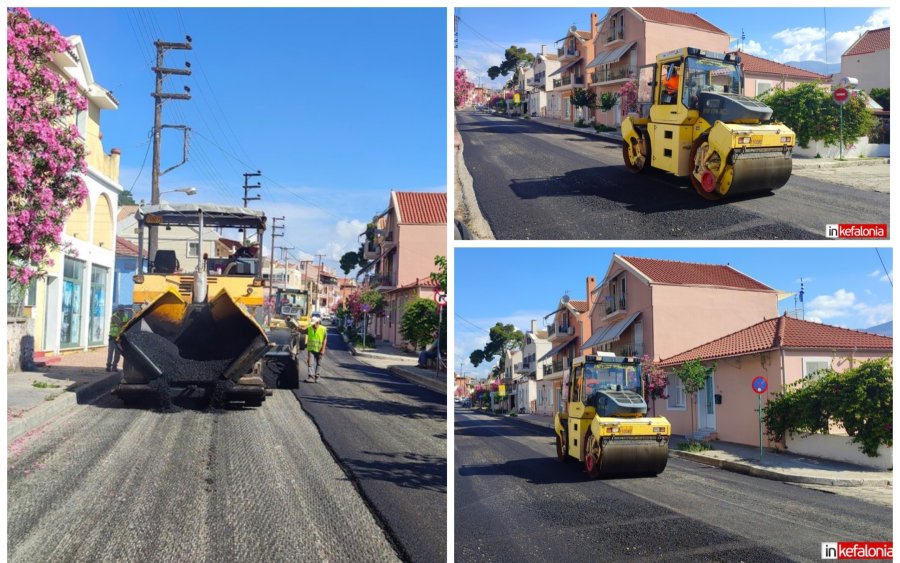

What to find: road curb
left=388, top=365, right=446, bottom=395
left=670, top=450, right=891, bottom=487
left=791, top=158, right=889, bottom=169
left=454, top=128, right=495, bottom=240
left=7, top=372, right=120, bottom=443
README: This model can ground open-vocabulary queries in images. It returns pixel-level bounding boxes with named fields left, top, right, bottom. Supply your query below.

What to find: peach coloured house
left=535, top=276, right=595, bottom=416
left=839, top=27, right=889, bottom=90
left=361, top=191, right=446, bottom=349
left=548, top=13, right=599, bottom=123
left=657, top=315, right=893, bottom=451
left=731, top=51, right=828, bottom=97
left=582, top=255, right=779, bottom=362
left=588, top=7, right=730, bottom=127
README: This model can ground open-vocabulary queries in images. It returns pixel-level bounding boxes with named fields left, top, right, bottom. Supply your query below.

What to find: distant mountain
left=865, top=321, right=892, bottom=337
left=783, top=60, right=841, bottom=76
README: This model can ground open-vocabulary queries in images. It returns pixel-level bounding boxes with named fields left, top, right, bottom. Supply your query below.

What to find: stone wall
left=7, top=317, right=35, bottom=372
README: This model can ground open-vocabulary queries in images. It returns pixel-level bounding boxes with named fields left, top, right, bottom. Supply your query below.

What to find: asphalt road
left=456, top=111, right=890, bottom=240
left=454, top=408, right=892, bottom=563
left=295, top=327, right=447, bottom=563
left=7, top=390, right=401, bottom=563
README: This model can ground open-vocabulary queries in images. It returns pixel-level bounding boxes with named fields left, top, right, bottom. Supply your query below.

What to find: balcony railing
left=557, top=47, right=579, bottom=58
left=547, top=323, right=574, bottom=338
left=573, top=75, right=584, bottom=85
left=362, top=241, right=378, bottom=260
left=543, top=360, right=567, bottom=377
left=604, top=296, right=627, bottom=315
left=590, top=65, right=637, bottom=84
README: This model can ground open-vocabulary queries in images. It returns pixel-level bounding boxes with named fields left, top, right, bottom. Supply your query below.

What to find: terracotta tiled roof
left=117, top=204, right=139, bottom=222
left=393, top=191, right=447, bottom=225
left=575, top=30, right=591, bottom=40
left=844, top=27, right=889, bottom=56
left=115, top=236, right=139, bottom=257
left=619, top=256, right=773, bottom=291
left=218, top=237, right=242, bottom=252
left=732, top=51, right=827, bottom=80
left=569, top=300, right=588, bottom=313
left=633, top=7, right=727, bottom=35
left=658, top=315, right=893, bottom=367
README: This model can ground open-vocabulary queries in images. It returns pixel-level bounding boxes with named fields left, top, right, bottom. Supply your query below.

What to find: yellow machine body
left=621, top=47, right=795, bottom=200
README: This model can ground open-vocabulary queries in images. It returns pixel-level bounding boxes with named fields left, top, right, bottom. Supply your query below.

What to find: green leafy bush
left=763, top=358, right=892, bottom=457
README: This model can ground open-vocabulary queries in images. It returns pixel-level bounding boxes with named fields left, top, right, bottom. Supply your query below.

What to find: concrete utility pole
left=242, top=170, right=262, bottom=207
left=149, top=36, right=192, bottom=265
left=276, top=245, right=295, bottom=292
left=267, top=216, right=285, bottom=303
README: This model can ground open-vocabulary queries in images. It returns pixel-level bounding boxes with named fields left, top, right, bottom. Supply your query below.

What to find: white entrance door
left=696, top=372, right=716, bottom=430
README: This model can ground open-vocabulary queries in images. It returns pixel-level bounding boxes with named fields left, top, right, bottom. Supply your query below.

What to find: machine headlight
left=780, top=136, right=792, bottom=144
left=652, top=426, right=666, bottom=433
left=609, top=427, right=620, bottom=433
left=737, top=136, right=751, bottom=145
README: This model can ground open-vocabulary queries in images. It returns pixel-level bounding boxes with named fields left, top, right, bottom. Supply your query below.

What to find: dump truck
left=554, top=354, right=670, bottom=478
left=621, top=47, right=795, bottom=200
left=115, top=203, right=274, bottom=407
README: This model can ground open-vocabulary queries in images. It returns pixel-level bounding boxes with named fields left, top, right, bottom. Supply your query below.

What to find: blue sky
left=31, top=8, right=447, bottom=272
left=454, top=248, right=893, bottom=379
left=455, top=7, right=890, bottom=88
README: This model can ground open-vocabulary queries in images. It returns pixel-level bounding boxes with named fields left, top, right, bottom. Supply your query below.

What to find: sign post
left=751, top=376, right=768, bottom=460
left=433, top=288, right=446, bottom=376
left=833, top=87, right=850, bottom=160
left=361, top=303, right=370, bottom=350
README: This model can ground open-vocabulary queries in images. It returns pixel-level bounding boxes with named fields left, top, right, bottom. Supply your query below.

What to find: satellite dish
left=569, top=25, right=577, bottom=32
left=561, top=293, right=570, bottom=304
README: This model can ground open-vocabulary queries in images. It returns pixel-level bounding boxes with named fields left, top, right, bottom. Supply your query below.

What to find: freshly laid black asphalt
left=294, top=327, right=447, bottom=563
left=456, top=110, right=890, bottom=240
left=455, top=408, right=892, bottom=563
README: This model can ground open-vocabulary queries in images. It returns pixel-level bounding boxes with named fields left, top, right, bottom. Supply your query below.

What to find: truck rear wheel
left=583, top=432, right=602, bottom=479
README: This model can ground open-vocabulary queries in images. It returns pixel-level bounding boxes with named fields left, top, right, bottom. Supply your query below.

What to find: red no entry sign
left=833, top=87, right=850, bottom=105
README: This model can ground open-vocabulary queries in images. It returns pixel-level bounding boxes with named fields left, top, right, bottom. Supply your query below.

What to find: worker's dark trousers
left=107, top=337, right=121, bottom=369
left=308, top=350, right=322, bottom=377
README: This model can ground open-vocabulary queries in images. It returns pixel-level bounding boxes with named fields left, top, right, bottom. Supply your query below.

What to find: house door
left=696, top=372, right=716, bottom=430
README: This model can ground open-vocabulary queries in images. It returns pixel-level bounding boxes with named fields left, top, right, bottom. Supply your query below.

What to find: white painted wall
left=786, top=433, right=892, bottom=470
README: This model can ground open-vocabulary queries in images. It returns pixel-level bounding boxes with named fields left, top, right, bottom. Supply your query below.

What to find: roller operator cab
left=621, top=47, right=795, bottom=200
left=554, top=354, right=670, bottom=478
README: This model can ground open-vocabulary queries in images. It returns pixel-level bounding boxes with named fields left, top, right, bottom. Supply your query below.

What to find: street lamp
left=159, top=186, right=198, bottom=198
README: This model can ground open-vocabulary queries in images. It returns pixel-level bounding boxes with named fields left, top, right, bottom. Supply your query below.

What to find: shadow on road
left=507, top=167, right=774, bottom=213
left=343, top=451, right=446, bottom=493
left=455, top=417, right=550, bottom=438
left=458, top=456, right=586, bottom=485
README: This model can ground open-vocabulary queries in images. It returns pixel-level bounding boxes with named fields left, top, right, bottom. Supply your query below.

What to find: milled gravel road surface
left=455, top=408, right=892, bottom=563
left=295, top=328, right=447, bottom=563
left=7, top=390, right=401, bottom=563
left=456, top=111, right=890, bottom=240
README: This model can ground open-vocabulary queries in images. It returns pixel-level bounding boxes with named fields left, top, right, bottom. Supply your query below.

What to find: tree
left=469, top=322, right=524, bottom=371
left=763, top=358, right=891, bottom=458
left=454, top=67, right=474, bottom=109
left=672, top=359, right=714, bottom=440
left=487, top=45, right=534, bottom=82
left=339, top=251, right=362, bottom=275
left=399, top=298, right=438, bottom=350
left=869, top=87, right=889, bottom=111
left=640, top=355, right=668, bottom=417
left=571, top=87, right=597, bottom=111
left=429, top=255, right=447, bottom=293
left=758, top=82, right=876, bottom=149
left=619, top=80, right=639, bottom=115
left=7, top=8, right=88, bottom=294
left=598, top=92, right=619, bottom=112
left=344, top=288, right=384, bottom=322
left=119, top=190, right=136, bottom=205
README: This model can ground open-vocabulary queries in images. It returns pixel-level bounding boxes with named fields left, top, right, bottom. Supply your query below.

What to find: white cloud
left=773, top=26, right=826, bottom=47
left=454, top=310, right=548, bottom=379
left=805, top=288, right=892, bottom=328
left=868, top=269, right=881, bottom=278
left=879, top=269, right=893, bottom=284
left=770, top=9, right=892, bottom=64
left=742, top=40, right=767, bottom=57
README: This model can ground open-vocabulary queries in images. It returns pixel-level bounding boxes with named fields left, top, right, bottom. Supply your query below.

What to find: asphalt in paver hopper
left=116, top=287, right=270, bottom=408
left=555, top=354, right=670, bottom=478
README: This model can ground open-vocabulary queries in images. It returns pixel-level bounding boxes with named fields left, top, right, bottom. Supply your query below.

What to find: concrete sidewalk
left=7, top=348, right=120, bottom=443
left=343, top=336, right=447, bottom=395
left=482, top=409, right=891, bottom=487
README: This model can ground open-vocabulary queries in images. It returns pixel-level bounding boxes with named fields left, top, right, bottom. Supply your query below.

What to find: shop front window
left=89, top=265, right=108, bottom=345
left=61, top=258, right=85, bottom=348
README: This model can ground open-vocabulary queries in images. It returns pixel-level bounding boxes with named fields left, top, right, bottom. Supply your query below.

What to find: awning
left=538, top=336, right=577, bottom=362
left=581, top=311, right=641, bottom=350
left=585, top=41, right=636, bottom=69
left=549, top=57, right=582, bottom=77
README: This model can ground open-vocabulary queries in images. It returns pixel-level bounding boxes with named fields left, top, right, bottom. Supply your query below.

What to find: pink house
left=548, top=13, right=599, bottom=123
left=583, top=255, right=779, bottom=361
left=362, top=191, right=446, bottom=349
left=588, top=7, right=730, bottom=127
left=535, top=276, right=595, bottom=416
left=657, top=315, right=893, bottom=449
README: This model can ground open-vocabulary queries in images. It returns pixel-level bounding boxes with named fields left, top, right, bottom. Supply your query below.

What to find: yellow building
left=25, top=35, right=123, bottom=356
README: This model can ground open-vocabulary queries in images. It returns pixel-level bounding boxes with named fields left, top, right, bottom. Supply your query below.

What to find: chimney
left=531, top=319, right=538, bottom=333
left=541, top=44, right=547, bottom=55
left=586, top=275, right=596, bottom=303
left=590, top=12, right=599, bottom=39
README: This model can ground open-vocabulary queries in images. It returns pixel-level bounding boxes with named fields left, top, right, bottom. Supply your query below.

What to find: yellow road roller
left=554, top=354, right=670, bottom=478
left=621, top=47, right=795, bottom=200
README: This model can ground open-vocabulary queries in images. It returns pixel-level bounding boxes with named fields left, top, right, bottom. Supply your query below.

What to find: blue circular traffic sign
left=751, top=376, right=768, bottom=394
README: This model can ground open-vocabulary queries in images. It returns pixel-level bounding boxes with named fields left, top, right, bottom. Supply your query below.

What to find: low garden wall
left=786, top=432, right=892, bottom=470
